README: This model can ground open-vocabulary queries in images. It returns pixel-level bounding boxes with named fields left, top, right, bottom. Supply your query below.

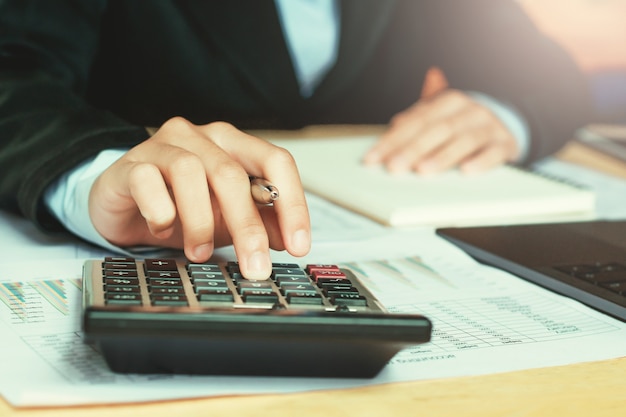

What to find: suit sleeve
left=0, top=0, right=148, bottom=232
left=423, top=0, right=594, bottom=164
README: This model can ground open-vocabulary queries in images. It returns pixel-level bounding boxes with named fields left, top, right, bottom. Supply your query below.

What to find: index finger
left=207, top=124, right=311, bottom=258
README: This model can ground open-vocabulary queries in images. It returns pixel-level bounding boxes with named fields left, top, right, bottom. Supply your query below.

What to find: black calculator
left=82, top=257, right=431, bottom=378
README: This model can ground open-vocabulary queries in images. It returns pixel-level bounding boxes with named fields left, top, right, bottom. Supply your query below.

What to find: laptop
left=436, top=220, right=626, bottom=321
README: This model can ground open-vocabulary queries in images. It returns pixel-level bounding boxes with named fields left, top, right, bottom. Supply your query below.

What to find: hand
left=362, top=89, right=521, bottom=174
left=88, top=117, right=311, bottom=280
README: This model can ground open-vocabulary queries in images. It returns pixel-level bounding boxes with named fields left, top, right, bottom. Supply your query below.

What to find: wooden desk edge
left=3, top=356, right=626, bottom=417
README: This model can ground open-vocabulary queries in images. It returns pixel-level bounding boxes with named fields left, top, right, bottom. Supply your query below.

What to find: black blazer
left=0, top=0, right=591, bottom=232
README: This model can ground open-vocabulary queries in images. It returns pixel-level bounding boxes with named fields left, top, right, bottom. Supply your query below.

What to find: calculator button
left=272, top=268, right=306, bottom=278
left=286, top=293, right=323, bottom=305
left=145, top=259, right=178, bottom=271
left=242, top=292, right=279, bottom=304
left=272, top=262, right=300, bottom=269
left=105, top=277, right=139, bottom=286
left=104, top=269, right=138, bottom=278
left=188, top=264, right=222, bottom=274
left=150, top=295, right=188, bottom=306
left=148, top=270, right=181, bottom=279
left=105, top=293, right=142, bottom=305
left=195, top=281, right=229, bottom=292
left=106, top=285, right=140, bottom=293
left=197, top=290, right=235, bottom=302
left=238, top=281, right=273, bottom=294
left=104, top=256, right=135, bottom=263
left=151, top=287, right=185, bottom=295
left=281, top=284, right=318, bottom=295
left=148, top=278, right=182, bottom=287
left=323, top=286, right=359, bottom=296
left=104, top=262, right=137, bottom=271
left=275, top=275, right=310, bottom=286
left=316, top=277, right=353, bottom=288
left=331, top=294, right=368, bottom=307
left=311, top=270, right=347, bottom=281
left=191, top=272, right=224, bottom=281
left=306, top=264, right=339, bottom=274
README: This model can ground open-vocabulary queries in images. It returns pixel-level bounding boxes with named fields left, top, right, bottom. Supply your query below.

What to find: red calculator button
left=306, top=264, right=340, bottom=274
left=311, top=270, right=347, bottom=282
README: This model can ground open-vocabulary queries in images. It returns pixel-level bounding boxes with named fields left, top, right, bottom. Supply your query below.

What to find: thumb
left=420, top=66, right=449, bottom=99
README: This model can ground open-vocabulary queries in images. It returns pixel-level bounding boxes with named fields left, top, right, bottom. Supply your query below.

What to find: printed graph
left=0, top=278, right=81, bottom=323
left=342, top=255, right=454, bottom=295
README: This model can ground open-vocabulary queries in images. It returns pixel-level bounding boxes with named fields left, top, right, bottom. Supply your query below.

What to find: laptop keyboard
left=554, top=262, right=626, bottom=298
left=437, top=222, right=626, bottom=322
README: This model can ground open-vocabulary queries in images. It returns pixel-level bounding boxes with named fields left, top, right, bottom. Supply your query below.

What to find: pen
left=249, top=176, right=279, bottom=205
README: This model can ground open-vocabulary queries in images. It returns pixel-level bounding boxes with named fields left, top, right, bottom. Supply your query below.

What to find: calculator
left=82, top=257, right=431, bottom=378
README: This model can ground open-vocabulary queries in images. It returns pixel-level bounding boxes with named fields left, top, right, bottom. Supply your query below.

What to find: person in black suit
left=0, top=1, right=591, bottom=278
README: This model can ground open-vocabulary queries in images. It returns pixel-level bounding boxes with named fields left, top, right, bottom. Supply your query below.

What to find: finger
left=256, top=150, right=311, bottom=257
left=362, top=104, right=424, bottom=166
left=386, top=121, right=456, bottom=173
left=414, top=131, right=486, bottom=174
left=126, top=162, right=177, bottom=239
left=91, top=155, right=194, bottom=250
left=412, top=108, right=497, bottom=173
left=258, top=205, right=286, bottom=251
left=366, top=90, right=472, bottom=170
left=161, top=148, right=215, bottom=262
left=206, top=123, right=311, bottom=258
left=210, top=161, right=272, bottom=280
left=460, top=134, right=520, bottom=174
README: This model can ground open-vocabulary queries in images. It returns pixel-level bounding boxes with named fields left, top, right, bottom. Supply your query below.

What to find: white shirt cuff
left=43, top=149, right=135, bottom=254
left=468, top=91, right=531, bottom=163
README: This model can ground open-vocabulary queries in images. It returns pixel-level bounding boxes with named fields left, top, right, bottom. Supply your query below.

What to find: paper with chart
left=2, top=227, right=626, bottom=407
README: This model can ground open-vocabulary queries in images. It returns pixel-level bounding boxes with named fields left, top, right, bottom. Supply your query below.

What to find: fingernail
left=291, top=229, right=311, bottom=254
left=192, top=244, right=212, bottom=261
left=362, top=151, right=380, bottom=165
left=417, top=161, right=438, bottom=174
left=388, top=157, right=410, bottom=173
left=244, top=251, right=272, bottom=280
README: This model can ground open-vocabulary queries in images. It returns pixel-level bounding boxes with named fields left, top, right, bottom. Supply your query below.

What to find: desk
left=2, top=128, right=626, bottom=417
left=1, top=358, right=625, bottom=416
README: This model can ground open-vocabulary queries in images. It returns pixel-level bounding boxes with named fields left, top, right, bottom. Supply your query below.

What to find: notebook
left=270, top=135, right=596, bottom=227
left=436, top=221, right=626, bottom=321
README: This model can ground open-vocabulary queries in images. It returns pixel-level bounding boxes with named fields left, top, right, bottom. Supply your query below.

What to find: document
left=2, top=215, right=626, bottom=406
left=269, top=135, right=596, bottom=227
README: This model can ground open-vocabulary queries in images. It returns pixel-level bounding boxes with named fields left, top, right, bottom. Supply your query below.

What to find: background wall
left=520, top=0, right=626, bottom=122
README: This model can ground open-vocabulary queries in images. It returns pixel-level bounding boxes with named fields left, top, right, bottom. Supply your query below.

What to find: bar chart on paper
left=0, top=274, right=131, bottom=385
left=343, top=256, right=456, bottom=294
left=0, top=279, right=80, bottom=323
